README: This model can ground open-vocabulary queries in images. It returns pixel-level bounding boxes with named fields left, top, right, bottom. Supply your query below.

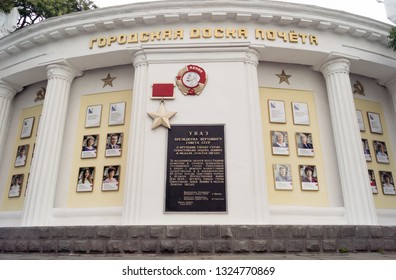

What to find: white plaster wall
left=135, top=59, right=263, bottom=224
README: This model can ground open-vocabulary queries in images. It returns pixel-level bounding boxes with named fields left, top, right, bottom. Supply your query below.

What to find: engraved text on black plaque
left=165, top=125, right=226, bottom=212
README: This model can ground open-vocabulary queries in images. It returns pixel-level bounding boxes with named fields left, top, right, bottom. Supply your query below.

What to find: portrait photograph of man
left=105, top=133, right=123, bottom=157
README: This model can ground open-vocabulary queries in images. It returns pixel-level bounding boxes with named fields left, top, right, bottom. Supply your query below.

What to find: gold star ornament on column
left=101, top=73, right=116, bottom=87
left=147, top=100, right=177, bottom=129
left=276, top=69, right=292, bottom=85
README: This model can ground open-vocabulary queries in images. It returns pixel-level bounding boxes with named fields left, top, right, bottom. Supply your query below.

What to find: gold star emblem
left=147, top=101, right=177, bottom=129
left=101, top=73, right=116, bottom=87
left=276, top=70, right=291, bottom=85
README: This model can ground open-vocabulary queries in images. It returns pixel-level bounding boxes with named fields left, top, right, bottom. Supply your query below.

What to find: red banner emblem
left=176, top=65, right=208, bottom=96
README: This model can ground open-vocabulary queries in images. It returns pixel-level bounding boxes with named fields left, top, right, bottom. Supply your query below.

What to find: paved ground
left=0, top=252, right=395, bottom=260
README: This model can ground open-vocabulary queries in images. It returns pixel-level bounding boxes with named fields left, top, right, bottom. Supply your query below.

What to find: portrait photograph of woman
left=76, top=167, right=95, bottom=192
left=299, top=165, right=319, bottom=191
left=81, top=135, right=99, bottom=159
left=379, top=171, right=396, bottom=195
left=296, top=132, right=314, bottom=157
left=271, top=131, right=289, bottom=155
left=102, top=165, right=120, bottom=191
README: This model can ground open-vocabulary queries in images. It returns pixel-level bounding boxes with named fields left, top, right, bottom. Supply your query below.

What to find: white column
left=386, top=79, right=396, bottom=123
left=21, top=64, right=77, bottom=226
left=320, top=58, right=377, bottom=225
left=244, top=49, right=270, bottom=223
left=0, top=81, right=18, bottom=162
left=122, top=51, right=148, bottom=225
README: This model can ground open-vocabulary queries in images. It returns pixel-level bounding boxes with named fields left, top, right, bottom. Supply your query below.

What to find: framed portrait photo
left=76, top=167, right=95, bottom=192
left=273, top=164, right=293, bottom=190
left=109, top=102, right=126, bottom=126
left=292, top=102, right=310, bottom=125
left=9, top=174, right=24, bottom=198
left=14, top=144, right=29, bottom=167
left=368, top=169, right=378, bottom=194
left=271, top=131, right=289, bottom=155
left=361, top=138, right=372, bottom=162
left=373, top=140, right=389, bottom=164
left=296, top=132, right=314, bottom=157
left=105, top=133, right=123, bottom=157
left=379, top=171, right=396, bottom=195
left=85, top=105, right=102, bottom=128
left=367, top=112, right=383, bottom=134
left=268, top=100, right=286, bottom=123
left=299, top=165, right=319, bottom=191
left=102, top=165, right=120, bottom=191
left=20, top=117, right=35, bottom=139
left=81, top=134, right=99, bottom=159
left=356, top=110, right=365, bottom=132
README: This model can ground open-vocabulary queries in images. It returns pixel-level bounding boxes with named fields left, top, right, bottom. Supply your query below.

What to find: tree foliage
left=388, top=27, right=396, bottom=51
left=0, top=0, right=97, bottom=30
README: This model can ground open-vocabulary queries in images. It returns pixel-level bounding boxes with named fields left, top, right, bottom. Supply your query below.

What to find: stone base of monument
left=0, top=225, right=394, bottom=256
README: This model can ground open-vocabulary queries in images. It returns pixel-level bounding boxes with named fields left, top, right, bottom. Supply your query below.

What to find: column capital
left=320, top=58, right=351, bottom=77
left=385, top=78, right=396, bottom=90
left=46, top=64, right=78, bottom=82
left=0, top=80, right=21, bottom=99
left=244, top=48, right=259, bottom=66
left=132, top=50, right=147, bottom=68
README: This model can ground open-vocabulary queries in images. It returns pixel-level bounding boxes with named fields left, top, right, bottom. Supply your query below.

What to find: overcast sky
left=93, top=0, right=392, bottom=24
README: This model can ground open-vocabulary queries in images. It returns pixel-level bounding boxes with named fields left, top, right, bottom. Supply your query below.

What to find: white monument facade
left=0, top=1, right=395, bottom=227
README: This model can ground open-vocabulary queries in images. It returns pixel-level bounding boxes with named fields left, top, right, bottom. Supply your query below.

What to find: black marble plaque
left=165, top=125, right=226, bottom=212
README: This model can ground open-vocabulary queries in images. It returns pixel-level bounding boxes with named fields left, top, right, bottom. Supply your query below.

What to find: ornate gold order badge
left=176, top=65, right=208, bottom=95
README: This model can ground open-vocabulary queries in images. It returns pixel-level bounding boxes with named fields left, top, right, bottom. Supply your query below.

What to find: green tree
left=388, top=27, right=396, bottom=51
left=0, top=0, right=97, bottom=30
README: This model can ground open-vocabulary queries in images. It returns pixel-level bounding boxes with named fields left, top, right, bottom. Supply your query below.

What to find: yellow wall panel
left=2, top=105, right=43, bottom=211
left=259, top=88, right=329, bottom=207
left=355, top=98, right=396, bottom=209
left=67, top=90, right=132, bottom=208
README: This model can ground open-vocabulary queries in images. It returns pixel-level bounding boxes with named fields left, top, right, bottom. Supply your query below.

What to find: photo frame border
left=81, top=134, right=99, bottom=159
left=102, top=165, right=121, bottom=192
left=8, top=174, right=24, bottom=198
left=85, top=104, right=102, bottom=128
left=356, top=110, right=365, bottom=132
left=295, top=132, right=314, bottom=157
left=105, top=132, right=123, bottom=158
left=373, top=140, right=390, bottom=164
left=268, top=99, right=286, bottom=124
left=273, top=163, right=293, bottom=191
left=108, top=102, right=126, bottom=126
left=299, top=165, right=319, bottom=191
left=20, top=117, right=35, bottom=139
left=76, top=167, right=95, bottom=193
left=367, top=111, right=383, bottom=134
left=271, top=130, right=290, bottom=156
left=292, top=102, right=310, bottom=126
left=14, top=144, right=30, bottom=167
left=379, top=170, right=396, bottom=196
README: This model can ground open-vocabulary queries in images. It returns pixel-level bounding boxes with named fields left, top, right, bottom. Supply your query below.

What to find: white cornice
left=0, top=0, right=392, bottom=59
